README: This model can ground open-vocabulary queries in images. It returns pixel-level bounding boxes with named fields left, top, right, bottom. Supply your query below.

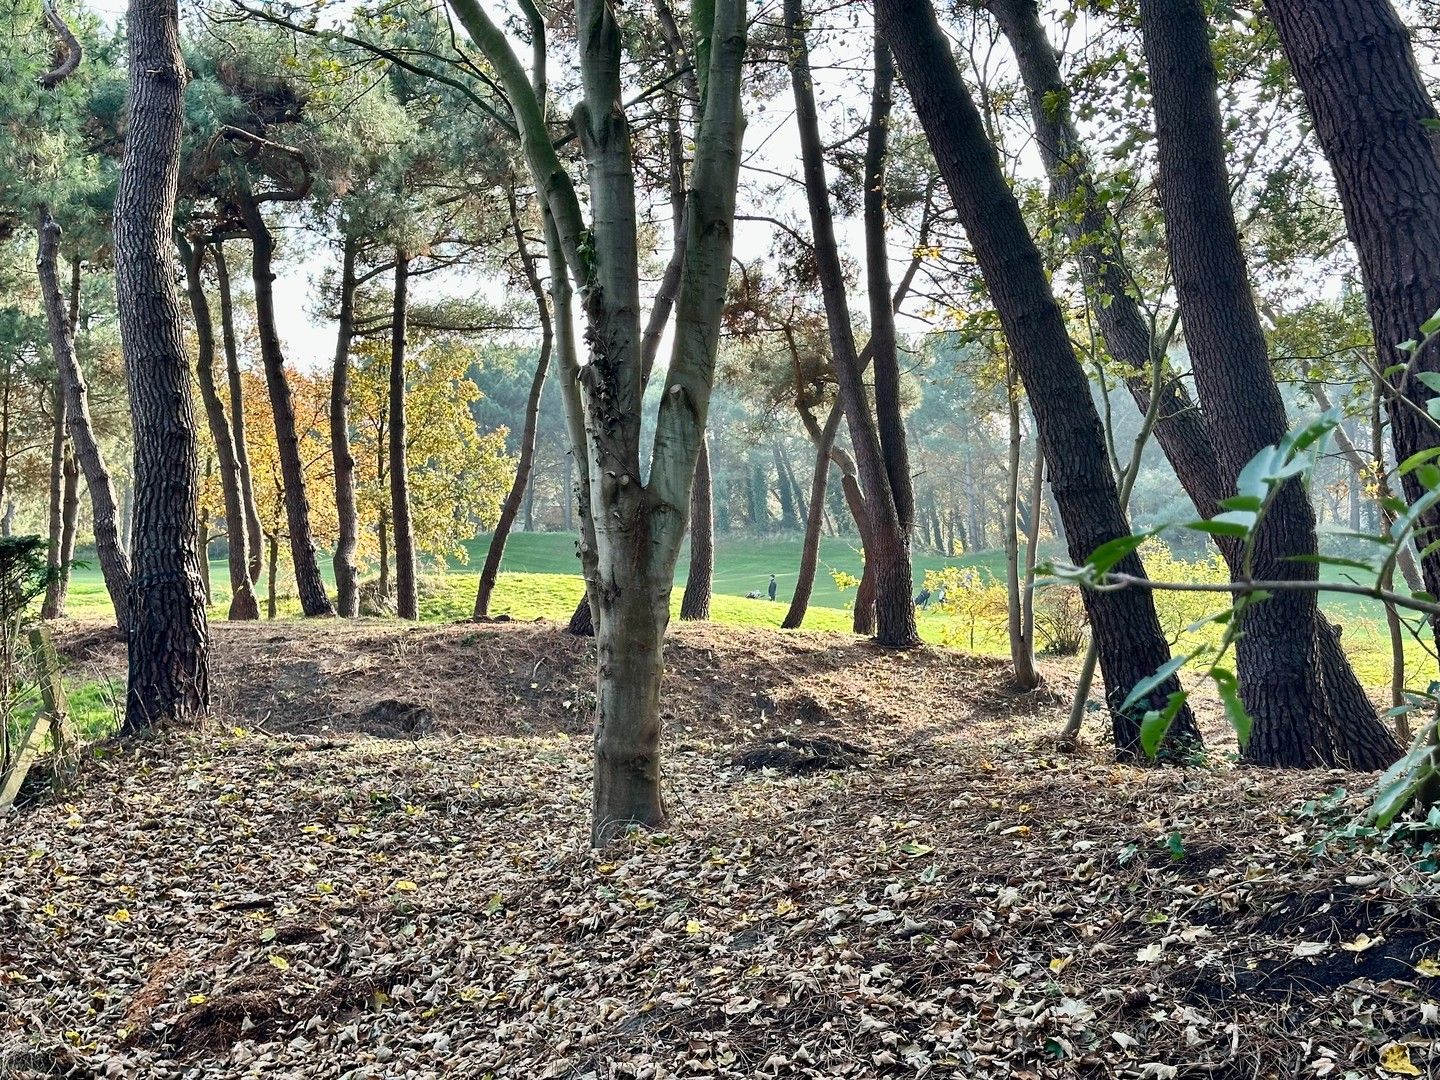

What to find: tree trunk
left=787, top=0, right=918, bottom=648
left=177, top=234, right=258, bottom=620
left=784, top=399, right=843, bottom=629
left=37, top=214, right=131, bottom=630
left=477, top=194, right=553, bottom=620
left=235, top=189, right=334, bottom=617
left=46, top=444, right=78, bottom=618
left=377, top=506, right=390, bottom=600
left=114, top=0, right=209, bottom=732
left=331, top=233, right=361, bottom=617
left=214, top=241, right=264, bottom=585
left=773, top=442, right=800, bottom=531
left=1264, top=0, right=1440, bottom=634
left=680, top=436, right=714, bottom=620
left=41, top=379, right=67, bottom=619
left=266, top=532, right=278, bottom=619
left=1005, top=369, right=1040, bottom=689
left=1140, top=0, right=1395, bottom=768
left=388, top=250, right=418, bottom=620
left=878, top=0, right=1199, bottom=755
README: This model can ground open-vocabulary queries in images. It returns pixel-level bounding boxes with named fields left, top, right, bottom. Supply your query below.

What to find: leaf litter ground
left=3, top=620, right=1439, bottom=1079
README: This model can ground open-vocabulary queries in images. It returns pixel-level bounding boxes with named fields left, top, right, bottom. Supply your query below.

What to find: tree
left=114, top=0, right=209, bottom=731
left=388, top=250, right=418, bottom=619
left=1138, top=0, right=1397, bottom=770
left=451, top=0, right=747, bottom=842
left=874, top=0, right=1200, bottom=755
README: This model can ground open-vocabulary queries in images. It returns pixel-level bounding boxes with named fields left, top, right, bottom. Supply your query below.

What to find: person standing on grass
left=768, top=574, right=778, bottom=601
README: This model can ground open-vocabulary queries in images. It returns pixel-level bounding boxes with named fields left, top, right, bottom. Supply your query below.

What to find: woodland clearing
left=3, top=620, right=1437, bottom=1079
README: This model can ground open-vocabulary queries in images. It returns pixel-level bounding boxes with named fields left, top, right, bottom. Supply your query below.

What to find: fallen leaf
left=1379, top=1043, right=1421, bottom=1077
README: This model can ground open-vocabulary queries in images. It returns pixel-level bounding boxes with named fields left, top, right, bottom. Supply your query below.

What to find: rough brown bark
left=1140, top=0, right=1395, bottom=769
left=213, top=241, right=264, bottom=585
left=115, top=0, right=209, bottom=731
left=476, top=195, right=552, bottom=620
left=177, top=234, right=259, bottom=620
left=41, top=380, right=66, bottom=619
left=787, top=0, right=918, bottom=648
left=679, top=437, right=713, bottom=620
left=388, top=250, right=418, bottom=621
left=37, top=215, right=131, bottom=629
left=331, top=234, right=361, bottom=617
left=1264, top=0, right=1440, bottom=630
left=878, top=0, right=1199, bottom=755
left=235, top=189, right=333, bottom=616
left=784, top=399, right=844, bottom=629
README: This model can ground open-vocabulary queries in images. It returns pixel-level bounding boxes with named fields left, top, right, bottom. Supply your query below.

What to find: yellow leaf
left=634, top=898, right=656, bottom=911
left=188, top=994, right=206, bottom=1005
left=458, top=987, right=480, bottom=1002
left=1340, top=933, right=1379, bottom=953
left=269, top=954, right=290, bottom=971
left=775, top=898, right=796, bottom=916
left=107, top=908, right=131, bottom=924
left=393, top=880, right=418, bottom=892
left=1380, top=1043, right=1421, bottom=1076
left=596, top=864, right=617, bottom=875
left=685, top=920, right=702, bottom=934
left=1049, top=956, right=1071, bottom=974
left=1415, top=957, right=1440, bottom=978
left=231, top=727, right=247, bottom=738
left=316, top=882, right=335, bottom=895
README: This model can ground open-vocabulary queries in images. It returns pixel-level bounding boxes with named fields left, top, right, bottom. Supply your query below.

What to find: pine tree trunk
left=1265, top=0, right=1440, bottom=632
left=477, top=194, right=553, bottom=620
left=784, top=400, right=843, bottom=629
left=331, top=234, right=361, bottom=617
left=114, top=0, right=209, bottom=732
left=266, top=532, right=278, bottom=619
left=1005, top=369, right=1039, bottom=689
left=388, top=251, right=418, bottom=620
left=788, top=0, right=917, bottom=647
left=177, top=234, right=258, bottom=620
left=680, top=437, right=714, bottom=620
left=235, top=189, right=333, bottom=617
left=41, top=379, right=66, bottom=618
left=214, top=242, right=264, bottom=585
left=1140, top=0, right=1394, bottom=767
left=878, top=0, right=1199, bottom=755
left=37, top=214, right=131, bottom=630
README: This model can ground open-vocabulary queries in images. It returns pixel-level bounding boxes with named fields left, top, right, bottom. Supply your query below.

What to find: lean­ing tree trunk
left=477, top=194, right=553, bottom=620
left=114, top=0, right=209, bottom=731
left=679, top=437, right=713, bottom=620
left=214, top=241, right=264, bottom=585
left=37, top=215, right=130, bottom=630
left=178, top=234, right=258, bottom=620
left=787, top=0, right=917, bottom=647
left=388, top=250, right=418, bottom=620
left=236, top=189, right=334, bottom=617
left=784, top=399, right=843, bottom=629
left=877, top=0, right=1199, bottom=755
left=1264, top=0, right=1440, bottom=639
left=41, top=380, right=67, bottom=618
left=1140, top=0, right=1396, bottom=769
left=331, top=233, right=361, bottom=617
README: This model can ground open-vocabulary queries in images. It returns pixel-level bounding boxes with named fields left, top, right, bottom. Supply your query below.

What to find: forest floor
left=3, top=619, right=1439, bottom=1079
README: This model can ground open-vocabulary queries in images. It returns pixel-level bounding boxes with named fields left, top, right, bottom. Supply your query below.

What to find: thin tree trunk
left=787, top=0, right=917, bottom=648
left=679, top=436, right=713, bottom=620
left=388, top=250, right=418, bottom=620
left=46, top=444, right=78, bottom=618
left=114, top=0, right=209, bottom=732
left=784, top=399, right=843, bottom=629
left=1004, top=364, right=1039, bottom=689
left=1140, top=0, right=1395, bottom=769
left=37, top=214, right=131, bottom=630
left=331, top=233, right=361, bottom=617
left=177, top=234, right=258, bottom=620
left=377, top=507, right=390, bottom=601
left=214, top=241, right=263, bottom=585
left=477, top=193, right=553, bottom=620
left=266, top=532, right=278, bottom=619
left=235, top=189, right=333, bottom=617
left=878, top=0, right=1199, bottom=755
left=41, top=380, right=66, bottom=618
left=773, top=441, right=799, bottom=531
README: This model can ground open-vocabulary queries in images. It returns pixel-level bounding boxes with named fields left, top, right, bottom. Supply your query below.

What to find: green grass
left=53, top=531, right=1415, bottom=689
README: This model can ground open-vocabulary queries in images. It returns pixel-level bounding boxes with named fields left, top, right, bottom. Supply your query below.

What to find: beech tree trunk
left=214, top=242, right=264, bottom=585
left=177, top=234, right=259, bottom=620
left=477, top=194, right=553, bottom=620
left=331, top=234, right=361, bottom=617
left=679, top=437, right=714, bottom=620
left=37, top=215, right=130, bottom=630
left=1140, top=0, right=1396, bottom=769
left=114, top=0, right=209, bottom=731
left=236, top=189, right=334, bottom=616
left=878, top=0, right=1199, bottom=755
left=388, top=250, right=418, bottom=620
left=787, top=0, right=918, bottom=648
left=1264, top=0, right=1440, bottom=635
